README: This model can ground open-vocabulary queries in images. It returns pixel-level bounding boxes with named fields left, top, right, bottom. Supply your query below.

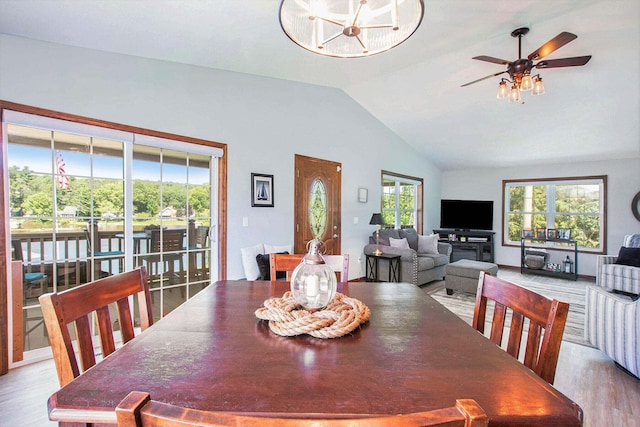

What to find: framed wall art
left=251, top=173, right=274, bottom=207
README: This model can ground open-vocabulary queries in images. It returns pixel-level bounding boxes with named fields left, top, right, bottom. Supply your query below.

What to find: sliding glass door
left=4, top=111, right=221, bottom=362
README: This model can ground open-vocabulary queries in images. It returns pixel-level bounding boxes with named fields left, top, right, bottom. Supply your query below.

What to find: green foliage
left=507, top=182, right=602, bottom=249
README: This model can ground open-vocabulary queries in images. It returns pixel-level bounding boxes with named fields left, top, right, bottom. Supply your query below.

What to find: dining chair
left=139, top=228, right=186, bottom=286
left=39, top=266, right=153, bottom=387
left=472, top=271, right=569, bottom=384
left=116, top=391, right=488, bottom=427
left=270, top=253, right=349, bottom=282
left=84, top=222, right=125, bottom=280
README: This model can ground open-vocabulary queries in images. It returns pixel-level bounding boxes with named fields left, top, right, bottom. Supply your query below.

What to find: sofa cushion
left=418, top=234, right=439, bottom=254
left=389, top=237, right=410, bottom=249
left=418, top=253, right=449, bottom=268
left=616, top=246, right=640, bottom=267
left=375, top=228, right=400, bottom=246
left=417, top=255, right=436, bottom=270
left=399, top=228, right=419, bottom=250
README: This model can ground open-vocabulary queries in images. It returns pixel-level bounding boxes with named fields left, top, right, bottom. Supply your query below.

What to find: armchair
left=585, top=234, right=640, bottom=378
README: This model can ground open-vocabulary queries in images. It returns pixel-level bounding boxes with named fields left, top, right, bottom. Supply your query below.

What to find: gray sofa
left=363, top=228, right=452, bottom=286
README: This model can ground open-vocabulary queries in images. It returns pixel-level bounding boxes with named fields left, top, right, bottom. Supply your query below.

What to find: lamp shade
left=369, top=213, right=384, bottom=225
left=279, top=0, right=424, bottom=58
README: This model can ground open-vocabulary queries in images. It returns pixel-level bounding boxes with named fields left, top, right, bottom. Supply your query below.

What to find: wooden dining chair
left=116, top=391, right=488, bottom=427
left=39, top=266, right=153, bottom=387
left=472, top=271, right=569, bottom=384
left=269, top=253, right=349, bottom=282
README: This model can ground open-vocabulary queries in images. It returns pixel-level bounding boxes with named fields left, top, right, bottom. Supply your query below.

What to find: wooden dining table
left=47, top=281, right=583, bottom=426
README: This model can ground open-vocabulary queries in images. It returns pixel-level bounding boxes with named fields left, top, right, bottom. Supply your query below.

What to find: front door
left=294, top=155, right=341, bottom=255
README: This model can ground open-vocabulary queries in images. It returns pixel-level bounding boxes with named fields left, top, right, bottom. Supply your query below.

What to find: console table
left=433, top=229, right=495, bottom=263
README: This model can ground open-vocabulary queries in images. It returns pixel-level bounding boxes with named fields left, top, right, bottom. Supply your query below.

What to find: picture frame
left=251, top=173, right=274, bottom=207
left=536, top=228, right=547, bottom=239
left=547, top=228, right=557, bottom=239
left=522, top=229, right=534, bottom=238
left=358, top=187, right=368, bottom=203
left=557, top=228, right=571, bottom=240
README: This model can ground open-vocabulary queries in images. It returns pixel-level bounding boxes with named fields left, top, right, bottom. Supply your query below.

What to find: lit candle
left=306, top=275, right=320, bottom=298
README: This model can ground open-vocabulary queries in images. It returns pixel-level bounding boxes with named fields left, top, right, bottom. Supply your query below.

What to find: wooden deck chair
left=472, top=271, right=569, bottom=384
left=39, top=266, right=153, bottom=387
left=116, top=391, right=488, bottom=427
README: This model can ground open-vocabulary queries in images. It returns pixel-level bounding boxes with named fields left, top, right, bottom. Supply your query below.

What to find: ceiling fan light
left=496, top=81, right=509, bottom=99
left=508, top=84, right=521, bottom=103
left=532, top=76, right=545, bottom=95
left=520, top=74, right=533, bottom=91
left=279, top=0, right=424, bottom=58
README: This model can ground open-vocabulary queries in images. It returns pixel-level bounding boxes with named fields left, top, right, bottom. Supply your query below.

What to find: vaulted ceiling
left=1, top=0, right=638, bottom=170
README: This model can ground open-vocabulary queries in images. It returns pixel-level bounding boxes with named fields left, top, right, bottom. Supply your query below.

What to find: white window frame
left=502, top=176, right=607, bottom=253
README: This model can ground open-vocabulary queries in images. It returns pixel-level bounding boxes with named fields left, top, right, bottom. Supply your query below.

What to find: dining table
left=47, top=280, right=583, bottom=426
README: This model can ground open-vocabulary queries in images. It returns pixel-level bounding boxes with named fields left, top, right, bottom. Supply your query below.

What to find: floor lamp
left=369, top=213, right=385, bottom=256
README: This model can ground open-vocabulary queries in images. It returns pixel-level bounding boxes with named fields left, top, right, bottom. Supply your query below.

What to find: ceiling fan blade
left=461, top=71, right=507, bottom=87
left=528, top=32, right=577, bottom=60
left=535, top=55, right=592, bottom=69
left=472, top=55, right=511, bottom=66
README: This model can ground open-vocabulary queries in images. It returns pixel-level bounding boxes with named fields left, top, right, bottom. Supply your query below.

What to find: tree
left=23, top=192, right=53, bottom=216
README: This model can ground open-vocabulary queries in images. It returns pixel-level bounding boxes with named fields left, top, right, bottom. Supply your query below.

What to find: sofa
left=585, top=234, right=640, bottom=378
left=363, top=228, right=451, bottom=286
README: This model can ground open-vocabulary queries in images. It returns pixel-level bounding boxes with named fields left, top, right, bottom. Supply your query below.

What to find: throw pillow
left=399, top=228, right=419, bottom=250
left=615, top=246, right=640, bottom=267
left=240, top=243, right=264, bottom=280
left=389, top=237, right=410, bottom=250
left=256, top=252, right=289, bottom=280
left=418, top=234, right=439, bottom=254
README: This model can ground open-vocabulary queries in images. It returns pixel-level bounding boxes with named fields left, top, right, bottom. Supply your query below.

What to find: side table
left=365, top=253, right=401, bottom=282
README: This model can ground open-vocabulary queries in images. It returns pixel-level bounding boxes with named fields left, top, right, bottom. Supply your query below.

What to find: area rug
left=422, top=269, right=592, bottom=347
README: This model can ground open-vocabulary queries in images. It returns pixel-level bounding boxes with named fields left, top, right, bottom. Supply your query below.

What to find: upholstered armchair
left=585, top=234, right=640, bottom=378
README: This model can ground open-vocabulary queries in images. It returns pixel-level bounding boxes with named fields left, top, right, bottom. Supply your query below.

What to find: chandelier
left=279, top=0, right=424, bottom=58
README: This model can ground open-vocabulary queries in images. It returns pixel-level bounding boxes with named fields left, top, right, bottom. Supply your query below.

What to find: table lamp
left=369, top=213, right=385, bottom=256
left=290, top=239, right=337, bottom=310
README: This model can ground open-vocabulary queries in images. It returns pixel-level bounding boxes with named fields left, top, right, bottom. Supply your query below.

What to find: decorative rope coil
left=255, top=292, right=371, bottom=339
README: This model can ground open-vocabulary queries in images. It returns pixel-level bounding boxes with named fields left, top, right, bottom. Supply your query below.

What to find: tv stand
left=433, top=229, right=495, bottom=263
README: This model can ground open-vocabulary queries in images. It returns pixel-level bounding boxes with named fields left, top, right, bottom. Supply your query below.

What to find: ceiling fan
left=461, top=27, right=592, bottom=101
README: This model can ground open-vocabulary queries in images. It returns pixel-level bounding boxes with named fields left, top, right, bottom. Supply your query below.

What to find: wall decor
left=536, top=228, right=547, bottom=239
left=251, top=173, right=274, bottom=207
left=547, top=228, right=557, bottom=239
left=557, top=228, right=571, bottom=240
left=522, top=229, right=534, bottom=238
left=358, top=188, right=368, bottom=203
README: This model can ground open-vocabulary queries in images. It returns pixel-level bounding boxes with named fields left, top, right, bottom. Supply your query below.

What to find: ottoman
left=445, top=259, right=499, bottom=295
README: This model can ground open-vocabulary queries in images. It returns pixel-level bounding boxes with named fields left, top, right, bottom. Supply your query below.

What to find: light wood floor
left=1, top=340, right=639, bottom=426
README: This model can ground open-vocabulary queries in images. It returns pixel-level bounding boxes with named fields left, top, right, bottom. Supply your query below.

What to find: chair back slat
left=472, top=272, right=569, bottom=384
left=74, top=315, right=97, bottom=372
left=96, top=305, right=117, bottom=357
left=116, top=392, right=488, bottom=427
left=39, top=266, right=153, bottom=387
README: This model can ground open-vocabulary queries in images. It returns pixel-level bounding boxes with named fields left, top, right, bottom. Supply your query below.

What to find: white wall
left=442, top=158, right=640, bottom=277
left=0, top=35, right=442, bottom=279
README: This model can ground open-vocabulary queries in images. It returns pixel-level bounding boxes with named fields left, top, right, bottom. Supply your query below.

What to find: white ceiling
left=1, top=0, right=638, bottom=170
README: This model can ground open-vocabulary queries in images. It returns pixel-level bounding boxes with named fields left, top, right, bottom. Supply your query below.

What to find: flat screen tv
left=440, top=199, right=494, bottom=231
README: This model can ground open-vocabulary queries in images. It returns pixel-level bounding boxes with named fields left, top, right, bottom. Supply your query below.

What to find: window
left=381, top=171, right=423, bottom=233
left=503, top=176, right=607, bottom=252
